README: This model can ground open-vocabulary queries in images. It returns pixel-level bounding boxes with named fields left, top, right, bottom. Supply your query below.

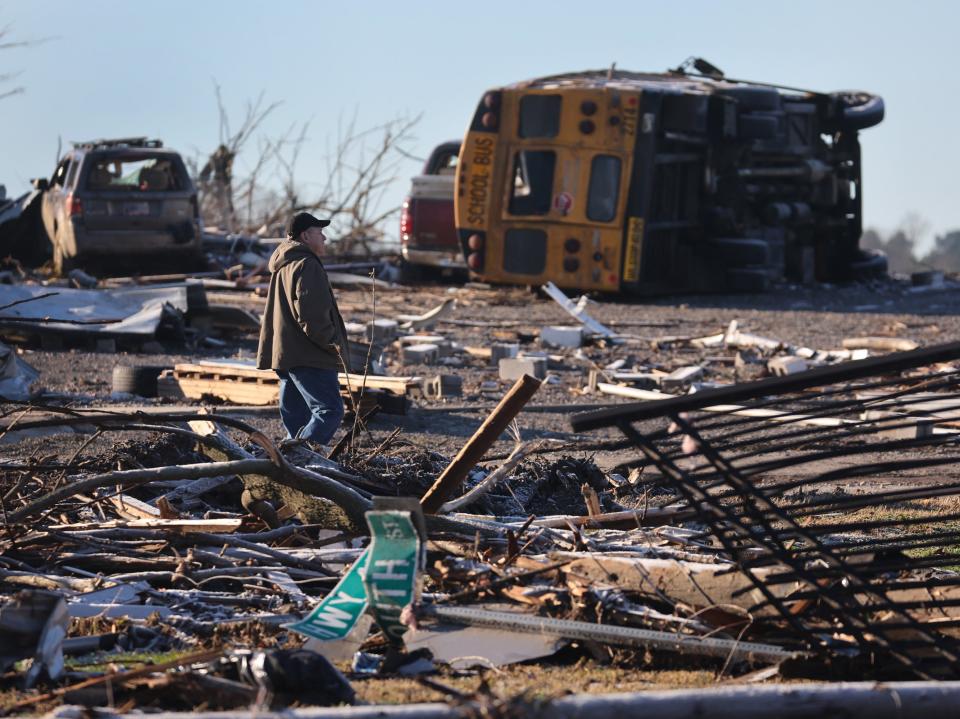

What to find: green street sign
left=285, top=549, right=370, bottom=641
left=362, top=510, right=423, bottom=647
left=286, top=508, right=424, bottom=645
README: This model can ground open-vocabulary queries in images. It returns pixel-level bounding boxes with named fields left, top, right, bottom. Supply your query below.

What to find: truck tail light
left=400, top=198, right=414, bottom=243
left=67, top=193, right=83, bottom=217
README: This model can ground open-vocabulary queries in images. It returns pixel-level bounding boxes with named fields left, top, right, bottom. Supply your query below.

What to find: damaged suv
left=37, top=138, right=203, bottom=274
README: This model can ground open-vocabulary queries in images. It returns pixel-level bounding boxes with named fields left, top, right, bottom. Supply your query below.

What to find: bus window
left=503, top=228, right=547, bottom=274
left=509, top=150, right=555, bottom=215
left=587, top=155, right=621, bottom=222
left=519, top=95, right=561, bottom=138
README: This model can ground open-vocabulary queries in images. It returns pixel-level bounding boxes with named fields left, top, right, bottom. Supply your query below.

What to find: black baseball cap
left=287, top=212, right=331, bottom=239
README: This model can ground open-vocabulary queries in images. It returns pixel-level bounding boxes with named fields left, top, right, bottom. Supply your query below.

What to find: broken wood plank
left=596, top=382, right=852, bottom=428
left=48, top=518, right=243, bottom=533
left=843, top=337, right=919, bottom=352
left=108, top=494, right=162, bottom=521
left=421, top=374, right=542, bottom=513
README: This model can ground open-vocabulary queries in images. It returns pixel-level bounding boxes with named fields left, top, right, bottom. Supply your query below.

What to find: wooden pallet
left=159, top=361, right=417, bottom=413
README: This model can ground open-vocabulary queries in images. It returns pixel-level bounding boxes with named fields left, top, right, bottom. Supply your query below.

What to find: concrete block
left=400, top=334, right=446, bottom=345
left=767, top=356, right=808, bottom=376
left=863, top=410, right=936, bottom=440
left=499, top=357, right=547, bottom=381
left=612, top=371, right=659, bottom=389
left=876, top=418, right=934, bottom=440
left=540, top=325, right=585, bottom=349
left=366, top=319, right=399, bottom=343
left=490, top=343, right=520, bottom=364
left=422, top=374, right=463, bottom=399
left=402, top=343, right=439, bottom=365
left=660, top=365, right=704, bottom=392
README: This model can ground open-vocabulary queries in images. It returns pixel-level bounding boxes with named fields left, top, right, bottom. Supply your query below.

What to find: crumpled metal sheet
left=0, top=284, right=188, bottom=335
left=0, top=590, right=69, bottom=688
left=0, top=340, right=39, bottom=400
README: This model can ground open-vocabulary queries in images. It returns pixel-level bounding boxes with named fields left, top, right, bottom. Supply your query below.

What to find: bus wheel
left=847, top=248, right=888, bottom=280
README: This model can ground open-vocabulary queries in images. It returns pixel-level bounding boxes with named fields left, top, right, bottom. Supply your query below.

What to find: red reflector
left=468, top=234, right=484, bottom=251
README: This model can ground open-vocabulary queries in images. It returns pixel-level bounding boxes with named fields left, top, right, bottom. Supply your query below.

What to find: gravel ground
left=8, top=275, right=959, bottom=473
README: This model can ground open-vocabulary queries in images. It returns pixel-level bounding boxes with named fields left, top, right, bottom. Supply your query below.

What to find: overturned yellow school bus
left=454, top=58, right=886, bottom=294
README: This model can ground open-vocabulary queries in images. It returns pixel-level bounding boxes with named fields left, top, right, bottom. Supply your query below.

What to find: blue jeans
left=276, top=367, right=344, bottom=445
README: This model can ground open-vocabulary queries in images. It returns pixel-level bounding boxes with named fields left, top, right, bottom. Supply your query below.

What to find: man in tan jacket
left=257, top=212, right=350, bottom=446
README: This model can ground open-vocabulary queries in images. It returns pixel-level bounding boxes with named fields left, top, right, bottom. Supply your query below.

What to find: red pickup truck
left=399, top=140, right=464, bottom=281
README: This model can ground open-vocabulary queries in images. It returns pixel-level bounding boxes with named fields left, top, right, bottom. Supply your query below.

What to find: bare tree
left=191, top=84, right=281, bottom=233
left=193, top=88, right=420, bottom=256
left=0, top=23, right=29, bottom=101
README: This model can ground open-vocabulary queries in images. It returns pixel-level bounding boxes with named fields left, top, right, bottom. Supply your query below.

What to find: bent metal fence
left=571, top=341, right=960, bottom=679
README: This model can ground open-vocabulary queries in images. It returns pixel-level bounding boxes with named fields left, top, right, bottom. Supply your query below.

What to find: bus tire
left=726, top=268, right=771, bottom=293
left=707, top=238, right=770, bottom=266
left=847, top=248, right=888, bottom=280
left=112, top=365, right=167, bottom=397
left=832, top=91, right=885, bottom=131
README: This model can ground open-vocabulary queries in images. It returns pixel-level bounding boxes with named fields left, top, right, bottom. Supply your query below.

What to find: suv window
left=50, top=158, right=71, bottom=188
left=508, top=150, right=555, bottom=215
left=84, top=155, right=185, bottom=192
left=64, top=159, right=80, bottom=190
left=586, top=155, right=621, bottom=222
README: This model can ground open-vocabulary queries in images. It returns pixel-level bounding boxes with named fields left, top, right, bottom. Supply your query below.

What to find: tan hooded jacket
left=256, top=239, right=350, bottom=372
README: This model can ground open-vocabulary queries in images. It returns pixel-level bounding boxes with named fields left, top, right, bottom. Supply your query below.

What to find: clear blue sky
left=2, top=0, right=957, bottom=249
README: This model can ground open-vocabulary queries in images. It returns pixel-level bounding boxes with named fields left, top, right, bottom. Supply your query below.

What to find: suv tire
left=111, top=365, right=167, bottom=397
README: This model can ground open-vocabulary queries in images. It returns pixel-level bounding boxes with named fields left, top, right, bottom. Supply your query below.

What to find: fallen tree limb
left=188, top=418, right=370, bottom=531
left=53, top=681, right=960, bottom=719
left=439, top=440, right=541, bottom=514
left=4, top=458, right=272, bottom=525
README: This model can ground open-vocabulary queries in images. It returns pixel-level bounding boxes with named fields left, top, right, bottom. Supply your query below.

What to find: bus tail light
left=467, top=252, right=484, bottom=271
left=67, top=193, right=83, bottom=217
left=474, top=91, right=501, bottom=132
left=563, top=257, right=580, bottom=273
left=468, top=234, right=484, bottom=251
